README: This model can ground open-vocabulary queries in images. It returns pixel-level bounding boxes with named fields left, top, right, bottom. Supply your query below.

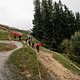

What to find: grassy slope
left=0, top=31, right=10, bottom=40
left=53, top=52, right=80, bottom=75
left=41, top=47, right=80, bottom=75
left=8, top=45, right=51, bottom=80
left=0, top=29, right=28, bottom=40
left=32, top=37, right=80, bottom=75
left=1, top=27, right=80, bottom=77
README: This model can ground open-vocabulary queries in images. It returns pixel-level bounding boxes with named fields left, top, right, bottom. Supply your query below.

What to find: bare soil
left=37, top=51, right=80, bottom=80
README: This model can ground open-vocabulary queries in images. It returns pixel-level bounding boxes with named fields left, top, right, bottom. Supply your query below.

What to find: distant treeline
left=32, top=0, right=80, bottom=51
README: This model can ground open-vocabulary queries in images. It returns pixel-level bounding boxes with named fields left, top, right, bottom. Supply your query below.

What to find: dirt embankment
left=38, top=51, right=80, bottom=80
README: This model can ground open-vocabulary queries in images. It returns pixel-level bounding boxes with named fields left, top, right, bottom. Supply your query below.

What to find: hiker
left=35, top=43, right=42, bottom=52
left=32, top=42, right=34, bottom=48
left=28, top=36, right=33, bottom=41
left=14, top=36, right=16, bottom=39
left=36, top=44, right=39, bottom=52
left=17, top=33, right=23, bottom=41
left=18, top=35, right=22, bottom=41
left=28, top=40, right=31, bottom=46
left=12, top=31, right=17, bottom=40
left=26, top=38, right=28, bottom=44
left=30, top=36, right=32, bottom=41
left=28, top=36, right=30, bottom=40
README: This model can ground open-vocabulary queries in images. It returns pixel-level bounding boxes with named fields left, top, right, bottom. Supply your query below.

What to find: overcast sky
left=0, top=0, right=80, bottom=30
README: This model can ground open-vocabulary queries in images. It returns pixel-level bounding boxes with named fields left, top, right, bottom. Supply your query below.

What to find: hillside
left=0, top=24, right=28, bottom=40
left=0, top=25, right=80, bottom=80
left=0, top=25, right=56, bottom=80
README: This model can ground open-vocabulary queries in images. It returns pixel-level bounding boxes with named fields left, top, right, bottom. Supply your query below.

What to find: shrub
left=69, top=31, right=80, bottom=62
left=59, top=31, right=80, bottom=62
left=59, top=38, right=70, bottom=53
left=60, top=31, right=80, bottom=62
left=70, top=31, right=80, bottom=56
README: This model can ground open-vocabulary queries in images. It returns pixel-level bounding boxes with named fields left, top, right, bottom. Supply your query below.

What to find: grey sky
left=55, top=0, right=80, bottom=12
left=0, top=0, right=34, bottom=30
left=0, top=0, right=80, bottom=30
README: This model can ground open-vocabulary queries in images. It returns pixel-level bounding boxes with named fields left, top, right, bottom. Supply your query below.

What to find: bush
left=59, top=31, right=80, bottom=63
left=60, top=31, right=80, bottom=63
left=71, top=55, right=80, bottom=63
left=70, top=31, right=80, bottom=56
left=69, top=31, right=80, bottom=62
left=59, top=38, right=70, bottom=53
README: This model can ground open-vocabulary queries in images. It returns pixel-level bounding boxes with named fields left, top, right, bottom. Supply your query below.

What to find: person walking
left=18, top=35, right=22, bottom=41
left=32, top=42, right=34, bottom=48
left=35, top=43, right=42, bottom=52
left=36, top=45, right=39, bottom=52
left=28, top=40, right=31, bottom=46
left=26, top=38, right=28, bottom=44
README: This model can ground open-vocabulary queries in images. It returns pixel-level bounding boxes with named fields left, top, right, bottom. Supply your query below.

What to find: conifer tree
left=52, top=1, right=64, bottom=46
left=33, top=0, right=43, bottom=40
left=63, top=5, right=75, bottom=39
left=41, top=0, right=54, bottom=49
left=32, top=0, right=80, bottom=51
left=75, top=12, right=80, bottom=31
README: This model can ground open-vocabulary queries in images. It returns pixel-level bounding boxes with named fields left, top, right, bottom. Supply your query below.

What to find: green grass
left=53, top=52, right=80, bottom=75
left=8, top=45, right=51, bottom=80
left=0, top=43, right=16, bottom=51
left=9, top=46, right=38, bottom=80
left=0, top=31, right=10, bottom=40
left=62, top=54, right=80, bottom=69
left=32, top=38, right=40, bottom=44
left=0, top=30, right=15, bottom=40
left=0, top=29, right=28, bottom=40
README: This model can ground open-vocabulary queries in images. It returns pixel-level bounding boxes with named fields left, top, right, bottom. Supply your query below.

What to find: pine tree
left=47, top=0, right=57, bottom=50
left=32, top=0, right=43, bottom=40
left=75, top=12, right=80, bottom=31
left=52, top=1, right=75, bottom=45
left=32, top=0, right=80, bottom=51
left=41, top=0, right=54, bottom=49
left=63, top=5, right=75, bottom=39
left=52, top=1, right=64, bottom=46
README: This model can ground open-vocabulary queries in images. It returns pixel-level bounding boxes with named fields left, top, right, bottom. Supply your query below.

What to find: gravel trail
left=0, top=40, right=23, bottom=80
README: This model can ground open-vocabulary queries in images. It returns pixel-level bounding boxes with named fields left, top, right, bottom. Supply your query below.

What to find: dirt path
left=0, top=40, right=23, bottom=80
left=37, top=51, right=80, bottom=80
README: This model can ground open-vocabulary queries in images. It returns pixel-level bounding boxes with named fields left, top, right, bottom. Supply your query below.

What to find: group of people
left=25, top=36, right=32, bottom=46
left=13, top=31, right=42, bottom=52
left=26, top=36, right=42, bottom=52
left=12, top=31, right=42, bottom=52
left=13, top=31, right=23, bottom=41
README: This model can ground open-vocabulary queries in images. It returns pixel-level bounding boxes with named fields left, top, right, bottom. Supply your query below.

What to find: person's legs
left=32, top=43, right=34, bottom=48
left=14, top=36, right=16, bottom=39
left=36, top=46, right=39, bottom=52
left=28, top=41, right=31, bottom=46
left=25, top=39, right=27, bottom=44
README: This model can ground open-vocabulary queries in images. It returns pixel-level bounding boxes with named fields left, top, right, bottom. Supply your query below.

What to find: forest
left=32, top=0, right=80, bottom=63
